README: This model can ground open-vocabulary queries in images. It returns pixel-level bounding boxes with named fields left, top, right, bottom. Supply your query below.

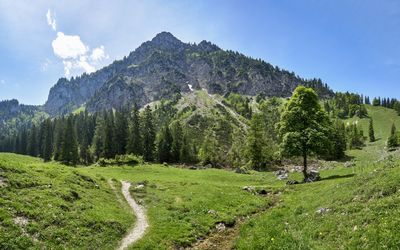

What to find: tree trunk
left=303, top=152, right=308, bottom=181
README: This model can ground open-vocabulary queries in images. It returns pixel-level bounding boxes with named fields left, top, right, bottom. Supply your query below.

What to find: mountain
left=0, top=99, right=47, bottom=138
left=44, top=32, right=333, bottom=115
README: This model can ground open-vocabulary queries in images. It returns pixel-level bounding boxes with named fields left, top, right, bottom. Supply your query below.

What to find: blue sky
left=1, top=0, right=400, bottom=105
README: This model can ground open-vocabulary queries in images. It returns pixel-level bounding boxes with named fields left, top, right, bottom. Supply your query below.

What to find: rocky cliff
left=44, top=32, right=333, bottom=115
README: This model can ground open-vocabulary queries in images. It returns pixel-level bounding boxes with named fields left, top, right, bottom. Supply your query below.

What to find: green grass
left=0, top=153, right=134, bottom=249
left=235, top=105, right=400, bottom=249
left=79, top=165, right=277, bottom=249
left=2, top=105, right=400, bottom=249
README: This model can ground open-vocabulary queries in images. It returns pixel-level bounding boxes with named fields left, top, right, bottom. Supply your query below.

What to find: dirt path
left=117, top=180, right=149, bottom=250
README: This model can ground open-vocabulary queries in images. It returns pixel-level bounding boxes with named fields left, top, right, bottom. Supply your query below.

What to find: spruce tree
left=91, top=114, right=106, bottom=160
left=369, top=118, right=375, bottom=142
left=142, top=106, right=155, bottom=161
left=126, top=105, right=142, bottom=155
left=171, top=122, right=183, bottom=162
left=53, top=118, right=65, bottom=161
left=27, top=125, right=38, bottom=157
left=156, top=125, right=173, bottom=163
left=387, top=123, right=398, bottom=150
left=103, top=111, right=115, bottom=159
left=113, top=109, right=128, bottom=155
left=60, top=116, right=79, bottom=165
left=42, top=119, right=53, bottom=161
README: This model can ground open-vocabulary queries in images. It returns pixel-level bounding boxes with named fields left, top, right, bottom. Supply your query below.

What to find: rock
left=344, top=161, right=356, bottom=168
left=215, top=223, right=226, bottom=231
left=242, top=186, right=256, bottom=193
left=207, top=210, right=217, bottom=215
left=189, top=166, right=197, bottom=170
left=204, top=164, right=212, bottom=169
left=304, top=170, right=320, bottom=183
left=134, top=184, right=145, bottom=190
left=316, top=207, right=331, bottom=214
left=286, top=180, right=299, bottom=185
left=275, top=169, right=288, bottom=180
left=0, top=177, right=7, bottom=187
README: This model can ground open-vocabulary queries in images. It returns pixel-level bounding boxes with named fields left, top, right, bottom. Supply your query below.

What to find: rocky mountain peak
left=149, top=31, right=184, bottom=50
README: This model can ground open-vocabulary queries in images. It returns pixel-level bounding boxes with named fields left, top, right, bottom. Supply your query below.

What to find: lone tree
left=369, top=118, right=375, bottom=142
left=387, top=123, right=398, bottom=150
left=279, top=86, right=331, bottom=181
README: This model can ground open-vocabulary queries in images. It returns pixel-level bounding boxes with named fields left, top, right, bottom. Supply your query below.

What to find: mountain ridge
left=44, top=31, right=333, bottom=115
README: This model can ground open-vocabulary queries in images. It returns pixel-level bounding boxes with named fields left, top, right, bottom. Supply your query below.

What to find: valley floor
left=1, top=150, right=400, bottom=249
left=2, top=105, right=400, bottom=249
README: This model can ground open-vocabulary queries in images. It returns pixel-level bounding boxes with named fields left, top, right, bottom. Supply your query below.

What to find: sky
left=1, top=0, right=400, bottom=105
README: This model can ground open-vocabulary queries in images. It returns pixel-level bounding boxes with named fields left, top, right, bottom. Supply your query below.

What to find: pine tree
left=179, top=129, right=196, bottom=164
left=369, top=118, right=375, bottom=142
left=42, top=119, right=53, bottom=161
left=27, top=125, right=38, bottom=157
left=113, top=109, right=128, bottom=155
left=142, top=106, right=155, bottom=161
left=156, top=125, right=173, bottom=163
left=126, top=105, right=142, bottom=155
left=171, top=122, right=183, bottom=162
left=387, top=123, right=398, bottom=150
left=198, top=128, right=219, bottom=167
left=103, top=111, right=115, bottom=159
left=53, top=118, right=65, bottom=161
left=60, top=116, right=79, bottom=165
left=91, top=114, right=106, bottom=160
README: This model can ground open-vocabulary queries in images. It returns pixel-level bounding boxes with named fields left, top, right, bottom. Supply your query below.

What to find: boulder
left=275, top=169, right=288, bottom=180
left=304, top=170, right=320, bottom=183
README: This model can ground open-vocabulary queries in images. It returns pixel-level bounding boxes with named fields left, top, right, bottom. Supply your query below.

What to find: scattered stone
left=275, top=169, right=288, bottom=180
left=286, top=180, right=299, bottom=185
left=134, top=184, right=145, bottom=190
left=13, top=216, right=29, bottom=227
left=0, top=177, right=7, bottom=187
left=316, top=207, right=331, bottom=215
left=189, top=166, right=197, bottom=170
left=242, top=186, right=255, bottom=193
left=304, top=170, right=320, bottom=183
left=344, top=161, right=356, bottom=168
left=215, top=223, right=226, bottom=232
left=207, top=210, right=217, bottom=215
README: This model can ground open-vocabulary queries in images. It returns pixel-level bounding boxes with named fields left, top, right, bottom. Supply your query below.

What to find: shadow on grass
left=322, top=173, right=355, bottom=181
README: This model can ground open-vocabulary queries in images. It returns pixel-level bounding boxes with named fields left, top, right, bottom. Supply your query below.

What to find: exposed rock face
left=44, top=31, right=333, bottom=115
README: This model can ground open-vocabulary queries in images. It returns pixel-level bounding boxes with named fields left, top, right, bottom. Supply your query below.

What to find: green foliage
left=387, top=123, right=399, bottom=150
left=279, top=86, right=331, bottom=179
left=142, top=106, right=156, bottom=162
left=369, top=118, right=375, bottom=142
left=223, top=93, right=252, bottom=119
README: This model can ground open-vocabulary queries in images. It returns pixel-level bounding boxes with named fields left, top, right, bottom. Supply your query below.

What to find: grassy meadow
left=1, top=105, right=400, bottom=249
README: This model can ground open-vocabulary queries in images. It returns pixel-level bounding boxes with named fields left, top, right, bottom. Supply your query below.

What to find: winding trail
left=117, top=180, right=149, bottom=250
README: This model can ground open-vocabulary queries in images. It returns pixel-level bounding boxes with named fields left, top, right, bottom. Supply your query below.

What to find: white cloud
left=0, top=79, right=5, bottom=85
left=47, top=13, right=108, bottom=77
left=90, top=45, right=108, bottom=62
left=52, top=32, right=88, bottom=59
left=46, top=9, right=57, bottom=31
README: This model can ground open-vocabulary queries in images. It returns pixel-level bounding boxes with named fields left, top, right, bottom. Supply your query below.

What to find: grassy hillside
left=0, top=154, right=134, bottom=249
left=235, top=105, right=400, bottom=249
